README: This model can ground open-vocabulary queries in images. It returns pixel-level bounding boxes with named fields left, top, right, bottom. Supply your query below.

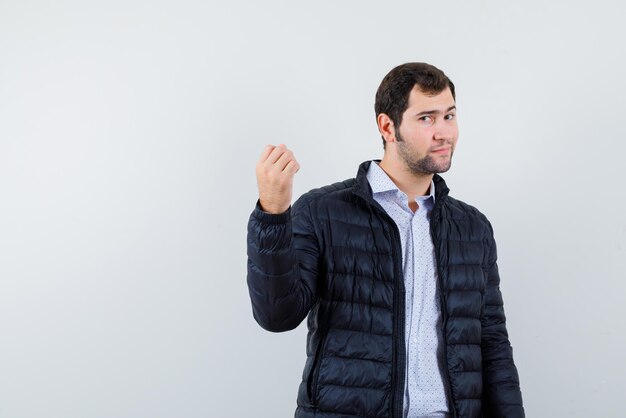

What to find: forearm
left=246, top=201, right=317, bottom=332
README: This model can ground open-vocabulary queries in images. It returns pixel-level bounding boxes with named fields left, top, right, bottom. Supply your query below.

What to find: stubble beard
left=396, top=130, right=454, bottom=175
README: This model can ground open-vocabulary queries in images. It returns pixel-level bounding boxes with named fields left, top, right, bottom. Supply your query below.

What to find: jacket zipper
left=430, top=198, right=458, bottom=418
left=389, top=223, right=405, bottom=418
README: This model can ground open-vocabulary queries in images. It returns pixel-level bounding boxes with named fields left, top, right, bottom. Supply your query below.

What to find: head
left=375, top=63, right=458, bottom=175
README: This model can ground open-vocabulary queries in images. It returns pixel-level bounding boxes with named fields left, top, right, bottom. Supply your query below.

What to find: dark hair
left=375, top=62, right=455, bottom=148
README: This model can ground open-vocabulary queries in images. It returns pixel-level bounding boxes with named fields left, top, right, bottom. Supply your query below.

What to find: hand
left=256, top=144, right=300, bottom=214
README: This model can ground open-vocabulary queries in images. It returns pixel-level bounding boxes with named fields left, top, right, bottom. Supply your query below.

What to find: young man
left=247, top=63, right=524, bottom=418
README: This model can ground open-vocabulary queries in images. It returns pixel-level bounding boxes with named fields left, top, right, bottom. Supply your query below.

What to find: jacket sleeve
left=481, top=221, right=525, bottom=417
left=246, top=196, right=319, bottom=332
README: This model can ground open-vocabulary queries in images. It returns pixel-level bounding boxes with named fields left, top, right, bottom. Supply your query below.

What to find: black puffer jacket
left=247, top=161, right=524, bottom=418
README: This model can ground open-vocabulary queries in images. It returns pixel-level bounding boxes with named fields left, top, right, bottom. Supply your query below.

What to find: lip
left=431, top=147, right=451, bottom=154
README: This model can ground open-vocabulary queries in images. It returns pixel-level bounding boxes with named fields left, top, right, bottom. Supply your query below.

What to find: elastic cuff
left=252, top=200, right=292, bottom=224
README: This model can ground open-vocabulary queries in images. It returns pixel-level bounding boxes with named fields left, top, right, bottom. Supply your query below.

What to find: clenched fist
left=256, top=144, right=300, bottom=214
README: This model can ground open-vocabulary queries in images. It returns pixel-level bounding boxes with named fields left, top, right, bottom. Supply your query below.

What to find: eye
left=444, top=113, right=456, bottom=120
left=419, top=115, right=433, bottom=122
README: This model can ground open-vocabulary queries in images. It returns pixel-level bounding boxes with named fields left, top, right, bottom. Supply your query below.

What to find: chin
left=434, top=162, right=453, bottom=174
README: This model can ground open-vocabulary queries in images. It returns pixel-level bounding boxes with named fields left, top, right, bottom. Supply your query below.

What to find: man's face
left=394, top=86, right=458, bottom=175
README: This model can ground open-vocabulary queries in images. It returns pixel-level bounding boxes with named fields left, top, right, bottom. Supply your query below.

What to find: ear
left=377, top=113, right=396, bottom=144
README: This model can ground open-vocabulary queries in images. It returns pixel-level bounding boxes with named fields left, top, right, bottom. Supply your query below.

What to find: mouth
left=431, top=147, right=451, bottom=154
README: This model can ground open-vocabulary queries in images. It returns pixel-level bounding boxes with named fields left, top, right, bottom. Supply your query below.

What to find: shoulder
left=443, top=195, right=488, bottom=219
left=293, top=178, right=358, bottom=210
left=441, top=195, right=493, bottom=233
left=290, top=177, right=375, bottom=228
left=293, top=159, right=377, bottom=209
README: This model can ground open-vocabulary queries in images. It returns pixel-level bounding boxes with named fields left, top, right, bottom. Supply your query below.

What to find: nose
left=433, top=119, right=457, bottom=142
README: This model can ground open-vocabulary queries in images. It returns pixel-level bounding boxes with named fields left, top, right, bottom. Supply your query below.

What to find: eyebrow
left=414, top=105, right=456, bottom=117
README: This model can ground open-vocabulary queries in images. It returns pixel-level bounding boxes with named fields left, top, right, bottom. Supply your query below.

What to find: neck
left=378, top=156, right=434, bottom=203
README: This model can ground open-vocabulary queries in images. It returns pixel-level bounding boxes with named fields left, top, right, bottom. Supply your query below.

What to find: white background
left=1, top=1, right=625, bottom=417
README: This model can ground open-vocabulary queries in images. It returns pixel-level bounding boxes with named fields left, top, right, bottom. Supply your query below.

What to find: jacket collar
left=352, top=160, right=450, bottom=204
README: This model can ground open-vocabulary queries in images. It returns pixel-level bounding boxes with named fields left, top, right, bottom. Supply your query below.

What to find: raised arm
left=247, top=145, right=319, bottom=332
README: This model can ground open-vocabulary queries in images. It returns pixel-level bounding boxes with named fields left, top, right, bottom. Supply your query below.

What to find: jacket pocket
left=307, top=331, right=328, bottom=407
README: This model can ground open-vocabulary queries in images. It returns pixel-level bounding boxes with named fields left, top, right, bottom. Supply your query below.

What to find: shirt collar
left=366, top=161, right=436, bottom=202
